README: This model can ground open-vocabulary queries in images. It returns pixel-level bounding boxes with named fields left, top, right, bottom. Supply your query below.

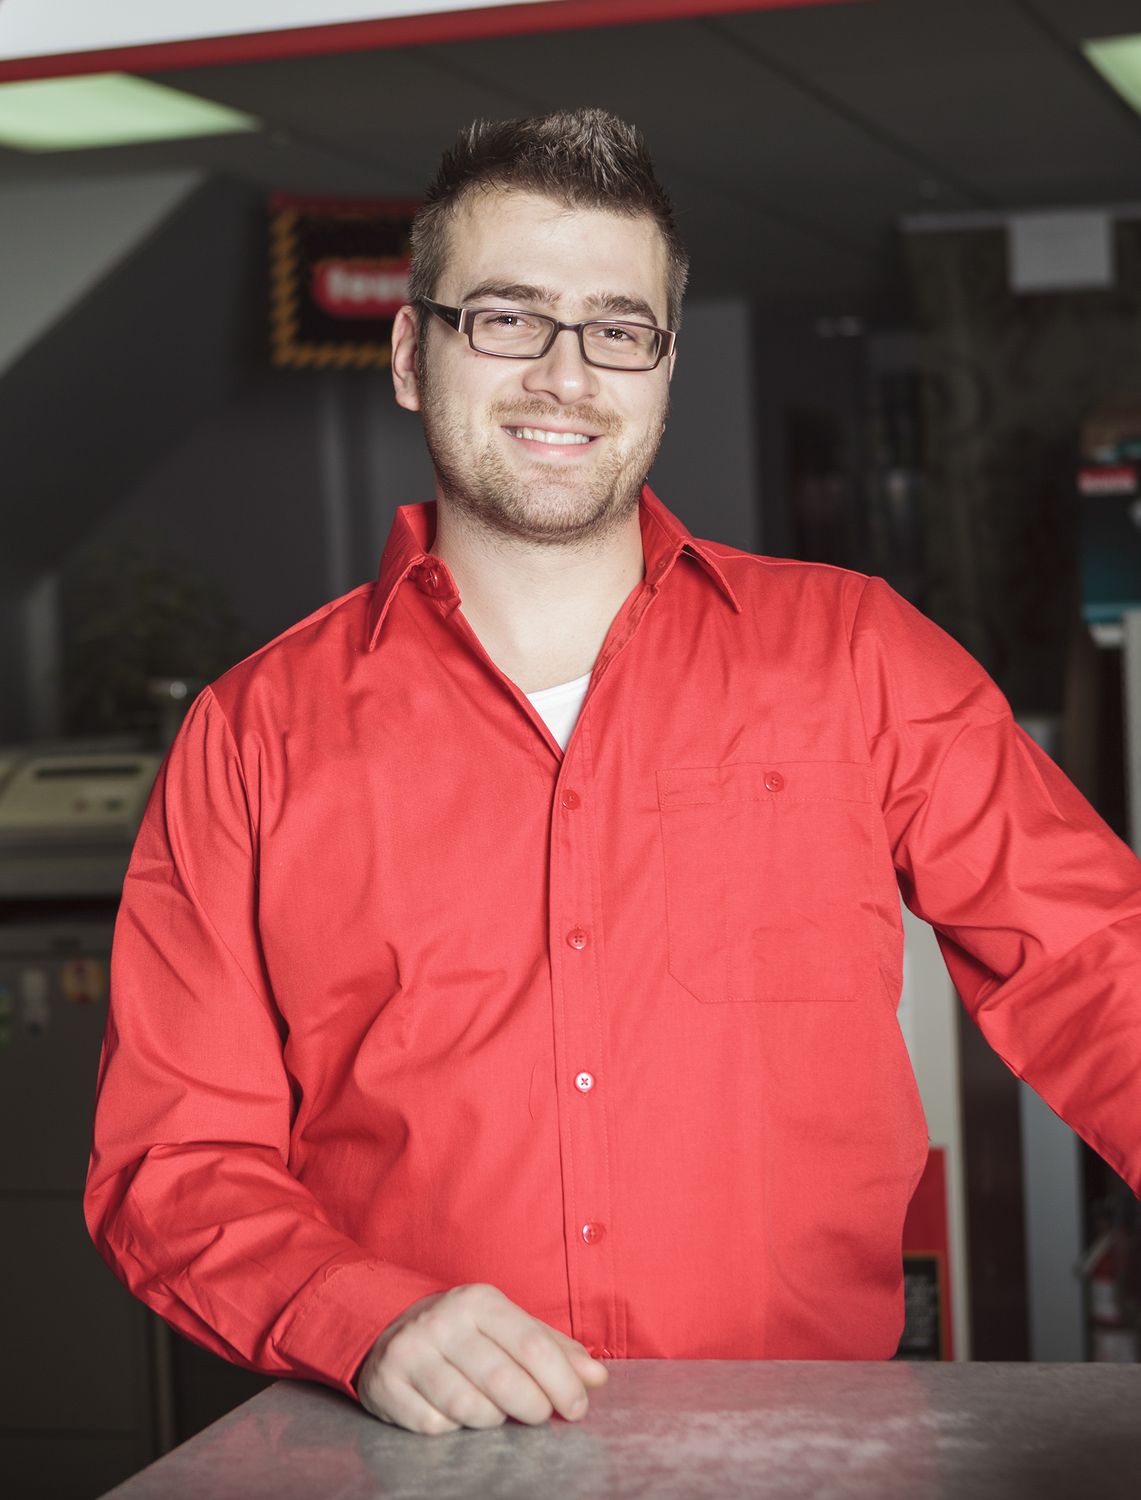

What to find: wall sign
left=269, top=195, right=417, bottom=369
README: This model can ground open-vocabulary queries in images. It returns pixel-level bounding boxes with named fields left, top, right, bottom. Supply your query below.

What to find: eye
left=585, top=321, right=656, bottom=352
left=479, top=310, right=539, bottom=330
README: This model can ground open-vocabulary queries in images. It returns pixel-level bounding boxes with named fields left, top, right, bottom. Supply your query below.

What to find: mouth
left=502, top=424, right=601, bottom=452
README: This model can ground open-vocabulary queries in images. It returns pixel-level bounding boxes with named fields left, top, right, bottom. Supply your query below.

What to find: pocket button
left=764, top=771, right=785, bottom=792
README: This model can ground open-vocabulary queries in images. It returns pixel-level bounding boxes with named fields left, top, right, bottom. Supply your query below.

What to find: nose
left=521, top=326, right=601, bottom=405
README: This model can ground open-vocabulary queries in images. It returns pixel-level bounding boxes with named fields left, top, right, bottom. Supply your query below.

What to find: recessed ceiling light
left=1083, top=34, right=1141, bottom=117
left=0, top=72, right=259, bottom=152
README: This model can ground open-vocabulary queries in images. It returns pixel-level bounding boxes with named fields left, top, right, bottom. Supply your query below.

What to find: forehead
left=437, top=189, right=669, bottom=319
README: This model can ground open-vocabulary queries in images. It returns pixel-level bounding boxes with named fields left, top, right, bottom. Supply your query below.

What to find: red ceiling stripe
left=0, top=0, right=860, bottom=82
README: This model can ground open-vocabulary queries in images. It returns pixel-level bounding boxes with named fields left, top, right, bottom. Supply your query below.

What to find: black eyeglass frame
left=418, top=298, right=676, bottom=371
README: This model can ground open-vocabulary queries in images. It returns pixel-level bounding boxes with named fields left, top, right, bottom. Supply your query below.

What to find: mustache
left=489, top=398, right=621, bottom=436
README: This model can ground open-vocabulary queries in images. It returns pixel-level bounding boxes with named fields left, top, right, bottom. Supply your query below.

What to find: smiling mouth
left=504, top=426, right=597, bottom=446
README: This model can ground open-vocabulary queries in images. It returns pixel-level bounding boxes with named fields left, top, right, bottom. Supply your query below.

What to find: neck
left=430, top=497, right=646, bottom=692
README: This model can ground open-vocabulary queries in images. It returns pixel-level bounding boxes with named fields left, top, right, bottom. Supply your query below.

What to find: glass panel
left=470, top=309, right=552, bottom=353
left=583, top=321, right=660, bottom=367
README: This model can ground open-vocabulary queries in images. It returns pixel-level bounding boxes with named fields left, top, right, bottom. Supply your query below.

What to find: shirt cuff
left=274, top=1258, right=451, bottom=1400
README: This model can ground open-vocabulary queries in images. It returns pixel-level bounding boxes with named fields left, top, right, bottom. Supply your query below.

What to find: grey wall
left=0, top=176, right=267, bottom=742
left=653, top=298, right=761, bottom=554
left=0, top=171, right=199, bottom=378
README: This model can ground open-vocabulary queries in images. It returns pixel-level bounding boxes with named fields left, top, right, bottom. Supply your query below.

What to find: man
left=86, top=109, right=1141, bottom=1437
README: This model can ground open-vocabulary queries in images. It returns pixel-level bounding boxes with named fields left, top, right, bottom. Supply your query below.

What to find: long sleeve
left=849, top=575, right=1141, bottom=1194
left=83, top=687, right=448, bottom=1398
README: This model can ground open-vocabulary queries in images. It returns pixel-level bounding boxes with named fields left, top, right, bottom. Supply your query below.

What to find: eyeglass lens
left=469, top=310, right=661, bottom=368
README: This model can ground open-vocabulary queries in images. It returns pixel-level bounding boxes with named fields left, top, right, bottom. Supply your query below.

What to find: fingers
left=404, top=1346, right=513, bottom=1430
left=369, top=1372, right=463, bottom=1435
left=356, top=1283, right=610, bottom=1436
left=464, top=1293, right=594, bottom=1421
left=366, top=1322, right=555, bottom=1431
left=450, top=1329, right=565, bottom=1424
left=552, top=1330, right=611, bottom=1386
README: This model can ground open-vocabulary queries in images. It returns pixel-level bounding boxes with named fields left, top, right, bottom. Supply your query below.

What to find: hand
left=355, top=1283, right=609, bottom=1434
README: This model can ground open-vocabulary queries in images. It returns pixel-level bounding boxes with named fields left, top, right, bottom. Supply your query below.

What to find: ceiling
left=4, top=0, right=1141, bottom=317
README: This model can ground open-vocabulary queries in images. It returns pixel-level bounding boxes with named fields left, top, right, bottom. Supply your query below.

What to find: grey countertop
left=100, top=1360, right=1141, bottom=1499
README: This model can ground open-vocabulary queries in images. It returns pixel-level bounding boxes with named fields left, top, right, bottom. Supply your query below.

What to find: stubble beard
left=418, top=351, right=669, bottom=549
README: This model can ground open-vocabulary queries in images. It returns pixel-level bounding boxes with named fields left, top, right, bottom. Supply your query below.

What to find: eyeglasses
left=419, top=298, right=675, bottom=371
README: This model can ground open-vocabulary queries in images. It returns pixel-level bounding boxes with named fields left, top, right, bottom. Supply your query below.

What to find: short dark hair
left=409, top=108, right=688, bottom=331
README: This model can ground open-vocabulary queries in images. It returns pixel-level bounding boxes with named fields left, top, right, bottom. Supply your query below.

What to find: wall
left=0, top=171, right=199, bottom=378
left=654, top=298, right=761, bottom=553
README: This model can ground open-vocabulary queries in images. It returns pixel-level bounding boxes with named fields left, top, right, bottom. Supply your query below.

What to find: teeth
left=509, top=427, right=593, bottom=445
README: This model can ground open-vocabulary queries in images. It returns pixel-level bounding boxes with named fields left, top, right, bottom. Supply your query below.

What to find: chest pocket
left=657, top=760, right=878, bottom=1003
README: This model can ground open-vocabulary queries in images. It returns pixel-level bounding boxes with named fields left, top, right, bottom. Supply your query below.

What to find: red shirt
left=84, top=487, right=1141, bottom=1397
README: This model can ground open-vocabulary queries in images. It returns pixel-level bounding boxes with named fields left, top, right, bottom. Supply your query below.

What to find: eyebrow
left=458, top=281, right=662, bottom=326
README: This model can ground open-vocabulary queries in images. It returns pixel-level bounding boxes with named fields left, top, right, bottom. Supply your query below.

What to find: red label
left=1079, top=465, right=1138, bottom=496
left=311, top=257, right=410, bottom=319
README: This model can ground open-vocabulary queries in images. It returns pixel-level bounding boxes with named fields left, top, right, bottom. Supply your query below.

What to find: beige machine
left=0, top=748, right=162, bottom=896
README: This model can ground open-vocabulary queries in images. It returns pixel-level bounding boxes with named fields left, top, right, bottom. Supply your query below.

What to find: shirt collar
left=365, top=484, right=741, bottom=651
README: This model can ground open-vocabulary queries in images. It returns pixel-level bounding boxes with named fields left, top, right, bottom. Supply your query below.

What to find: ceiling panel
left=159, top=42, right=521, bottom=140
left=717, top=0, right=1141, bottom=205
left=1030, top=0, right=1141, bottom=43
left=427, top=20, right=981, bottom=238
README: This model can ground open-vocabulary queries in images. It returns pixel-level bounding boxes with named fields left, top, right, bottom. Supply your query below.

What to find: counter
left=100, top=1359, right=1140, bottom=1498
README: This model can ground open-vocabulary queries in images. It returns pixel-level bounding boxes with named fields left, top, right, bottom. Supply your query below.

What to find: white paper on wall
left=1008, top=211, right=1115, bottom=294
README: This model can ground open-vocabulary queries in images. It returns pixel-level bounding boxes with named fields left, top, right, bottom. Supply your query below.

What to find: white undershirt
left=524, top=671, right=592, bottom=751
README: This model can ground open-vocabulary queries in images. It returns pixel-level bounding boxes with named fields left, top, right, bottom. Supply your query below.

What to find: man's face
left=393, top=189, right=675, bottom=547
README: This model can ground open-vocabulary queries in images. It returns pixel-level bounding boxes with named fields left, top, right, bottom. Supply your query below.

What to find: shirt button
left=575, top=1071, right=595, bottom=1093
left=567, top=927, right=589, bottom=950
left=764, top=771, right=785, bottom=792
left=589, top=1346, right=614, bottom=1360
left=582, top=1222, right=606, bottom=1245
left=424, top=567, right=439, bottom=591
left=561, top=788, right=581, bottom=810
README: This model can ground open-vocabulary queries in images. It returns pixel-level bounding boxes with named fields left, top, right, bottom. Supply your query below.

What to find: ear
left=391, top=304, right=422, bottom=412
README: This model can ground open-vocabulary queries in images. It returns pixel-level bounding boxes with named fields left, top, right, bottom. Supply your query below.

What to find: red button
left=424, top=567, right=439, bottom=591
left=764, top=771, right=785, bottom=792
left=589, top=1347, right=614, bottom=1360
left=561, top=789, right=581, bottom=810
left=567, top=928, right=589, bottom=950
left=582, top=1222, right=605, bottom=1245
